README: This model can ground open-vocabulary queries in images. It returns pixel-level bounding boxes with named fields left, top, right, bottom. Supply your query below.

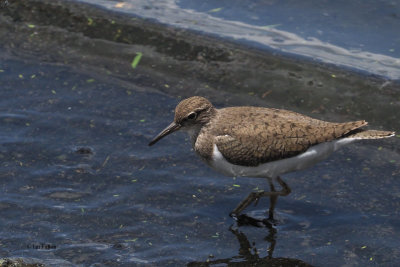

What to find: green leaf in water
left=211, top=232, right=219, bottom=238
left=208, top=7, right=222, bottom=13
left=131, top=52, right=143, bottom=69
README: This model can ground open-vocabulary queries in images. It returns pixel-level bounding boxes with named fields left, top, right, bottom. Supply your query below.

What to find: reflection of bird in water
left=187, top=224, right=314, bottom=267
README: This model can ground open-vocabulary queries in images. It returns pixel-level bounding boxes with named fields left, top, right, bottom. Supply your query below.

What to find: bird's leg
left=230, top=176, right=291, bottom=218
left=269, top=176, right=291, bottom=219
left=253, top=178, right=275, bottom=207
left=230, top=191, right=261, bottom=217
left=276, top=176, right=291, bottom=196
left=254, top=178, right=278, bottom=220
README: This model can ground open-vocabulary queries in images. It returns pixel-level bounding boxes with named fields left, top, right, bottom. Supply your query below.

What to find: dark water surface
left=1, top=0, right=400, bottom=266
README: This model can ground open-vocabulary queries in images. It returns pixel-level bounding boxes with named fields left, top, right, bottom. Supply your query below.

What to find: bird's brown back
left=195, top=106, right=367, bottom=166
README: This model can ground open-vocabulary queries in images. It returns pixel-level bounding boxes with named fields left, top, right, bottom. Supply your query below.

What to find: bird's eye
left=187, top=112, right=197, bottom=120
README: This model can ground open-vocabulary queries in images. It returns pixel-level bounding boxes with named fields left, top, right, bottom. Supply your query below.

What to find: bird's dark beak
left=148, top=122, right=181, bottom=146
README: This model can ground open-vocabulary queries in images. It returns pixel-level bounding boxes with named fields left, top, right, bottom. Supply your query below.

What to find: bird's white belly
left=210, top=138, right=356, bottom=178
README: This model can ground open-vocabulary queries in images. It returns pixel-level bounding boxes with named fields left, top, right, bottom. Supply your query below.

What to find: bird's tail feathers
left=346, top=129, right=395, bottom=139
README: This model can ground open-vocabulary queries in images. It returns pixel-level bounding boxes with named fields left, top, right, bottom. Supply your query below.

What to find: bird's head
left=148, top=96, right=215, bottom=146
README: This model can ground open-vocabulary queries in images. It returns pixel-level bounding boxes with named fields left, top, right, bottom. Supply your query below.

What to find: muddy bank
left=1, top=0, right=399, bottom=131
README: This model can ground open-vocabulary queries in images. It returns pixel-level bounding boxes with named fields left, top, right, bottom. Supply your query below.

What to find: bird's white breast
left=209, top=138, right=356, bottom=178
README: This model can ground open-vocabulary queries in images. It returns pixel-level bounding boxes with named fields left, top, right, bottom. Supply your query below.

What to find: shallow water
left=1, top=56, right=399, bottom=266
left=1, top=1, right=400, bottom=266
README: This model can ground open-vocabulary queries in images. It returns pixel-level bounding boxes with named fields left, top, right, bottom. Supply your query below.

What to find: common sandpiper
left=149, top=96, right=394, bottom=220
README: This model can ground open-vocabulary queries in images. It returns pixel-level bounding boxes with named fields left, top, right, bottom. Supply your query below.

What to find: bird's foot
left=234, top=213, right=276, bottom=228
left=230, top=210, right=277, bottom=228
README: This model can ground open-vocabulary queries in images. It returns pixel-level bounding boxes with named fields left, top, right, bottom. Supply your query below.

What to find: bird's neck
left=185, top=124, right=203, bottom=147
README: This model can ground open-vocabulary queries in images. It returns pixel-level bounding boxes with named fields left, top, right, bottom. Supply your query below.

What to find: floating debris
left=208, top=7, right=222, bottom=13
left=131, top=52, right=143, bottom=69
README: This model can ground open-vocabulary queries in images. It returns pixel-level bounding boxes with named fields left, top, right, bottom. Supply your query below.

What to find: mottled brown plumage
left=149, top=96, right=395, bottom=220
left=195, top=106, right=368, bottom=166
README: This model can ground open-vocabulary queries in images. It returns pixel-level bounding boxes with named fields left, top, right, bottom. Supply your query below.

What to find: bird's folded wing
left=214, top=119, right=366, bottom=166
